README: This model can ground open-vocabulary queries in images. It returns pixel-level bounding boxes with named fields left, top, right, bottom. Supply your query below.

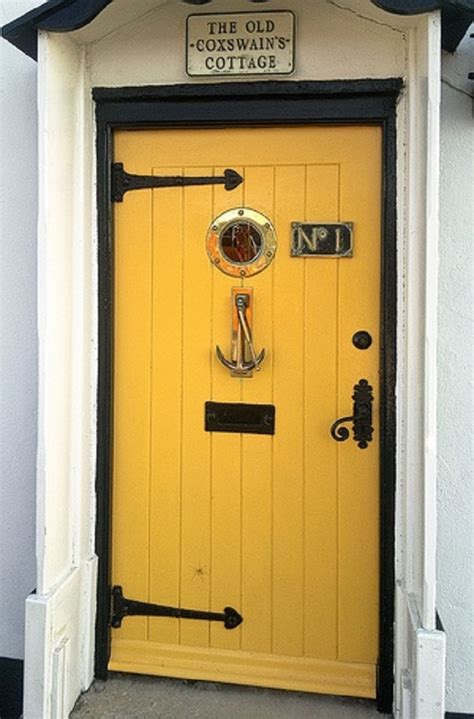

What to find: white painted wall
left=0, top=0, right=42, bottom=660
left=82, top=0, right=408, bottom=85
left=438, top=30, right=474, bottom=715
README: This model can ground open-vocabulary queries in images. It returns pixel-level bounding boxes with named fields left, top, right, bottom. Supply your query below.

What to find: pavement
left=71, top=674, right=385, bottom=718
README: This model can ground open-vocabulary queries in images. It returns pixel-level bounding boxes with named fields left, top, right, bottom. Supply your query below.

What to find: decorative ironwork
left=110, top=585, right=243, bottom=630
left=112, top=163, right=243, bottom=202
left=330, top=379, right=374, bottom=449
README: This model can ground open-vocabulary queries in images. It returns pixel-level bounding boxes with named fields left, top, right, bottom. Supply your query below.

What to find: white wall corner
left=80, top=555, right=98, bottom=690
left=23, top=558, right=98, bottom=719
left=394, top=588, right=446, bottom=718
left=414, top=629, right=446, bottom=718
left=422, top=10, right=441, bottom=630
left=394, top=10, right=446, bottom=717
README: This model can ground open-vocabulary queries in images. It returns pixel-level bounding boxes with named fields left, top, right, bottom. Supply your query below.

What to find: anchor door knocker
left=216, top=288, right=265, bottom=378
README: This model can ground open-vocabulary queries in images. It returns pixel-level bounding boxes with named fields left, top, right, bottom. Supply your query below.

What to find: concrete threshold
left=71, top=674, right=385, bottom=718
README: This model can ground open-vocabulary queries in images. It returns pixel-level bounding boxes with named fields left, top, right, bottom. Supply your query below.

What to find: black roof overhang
left=2, top=0, right=473, bottom=60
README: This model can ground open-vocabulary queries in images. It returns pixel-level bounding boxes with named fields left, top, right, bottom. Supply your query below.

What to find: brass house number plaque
left=186, top=12, right=295, bottom=76
left=291, top=222, right=354, bottom=257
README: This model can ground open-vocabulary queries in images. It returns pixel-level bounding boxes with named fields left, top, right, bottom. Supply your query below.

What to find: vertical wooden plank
left=209, top=167, right=244, bottom=651
left=337, top=127, right=381, bottom=663
left=179, top=167, right=214, bottom=648
left=303, top=164, right=339, bottom=660
left=111, top=177, right=152, bottom=645
left=240, top=166, right=274, bottom=653
left=148, top=169, right=184, bottom=645
left=272, top=165, right=305, bottom=657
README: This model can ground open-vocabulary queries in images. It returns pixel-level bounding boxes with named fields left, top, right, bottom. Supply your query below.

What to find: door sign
left=186, top=12, right=295, bottom=76
left=291, top=222, right=353, bottom=257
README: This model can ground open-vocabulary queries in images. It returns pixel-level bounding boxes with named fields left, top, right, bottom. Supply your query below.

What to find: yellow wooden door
left=110, top=124, right=381, bottom=699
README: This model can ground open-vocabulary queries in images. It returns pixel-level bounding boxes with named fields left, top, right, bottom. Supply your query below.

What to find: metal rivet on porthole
left=238, top=209, right=244, bottom=216
left=240, top=270, right=246, bottom=276
left=212, top=225, right=218, bottom=231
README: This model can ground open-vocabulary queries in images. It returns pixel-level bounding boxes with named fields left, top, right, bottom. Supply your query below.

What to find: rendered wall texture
left=438, top=32, right=474, bottom=714
left=0, top=0, right=42, bottom=660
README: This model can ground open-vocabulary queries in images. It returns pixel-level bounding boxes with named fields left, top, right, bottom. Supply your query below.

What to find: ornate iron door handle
left=330, top=379, right=374, bottom=449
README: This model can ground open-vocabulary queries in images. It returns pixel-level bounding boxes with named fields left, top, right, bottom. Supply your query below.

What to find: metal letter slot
left=216, top=288, right=265, bottom=377
left=205, top=402, right=275, bottom=435
left=330, top=379, right=374, bottom=449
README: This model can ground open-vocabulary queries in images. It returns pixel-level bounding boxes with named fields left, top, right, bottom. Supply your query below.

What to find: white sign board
left=186, top=12, right=295, bottom=77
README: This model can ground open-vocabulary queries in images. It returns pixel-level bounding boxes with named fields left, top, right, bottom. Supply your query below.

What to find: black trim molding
left=0, top=658, right=23, bottom=719
left=445, top=714, right=474, bottom=718
left=2, top=0, right=472, bottom=58
left=94, top=79, right=399, bottom=714
left=93, top=78, right=403, bottom=103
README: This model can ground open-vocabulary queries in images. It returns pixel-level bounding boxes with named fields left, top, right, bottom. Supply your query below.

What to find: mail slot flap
left=205, top=401, right=275, bottom=435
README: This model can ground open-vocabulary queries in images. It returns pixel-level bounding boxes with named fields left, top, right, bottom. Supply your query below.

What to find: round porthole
left=207, top=208, right=277, bottom=277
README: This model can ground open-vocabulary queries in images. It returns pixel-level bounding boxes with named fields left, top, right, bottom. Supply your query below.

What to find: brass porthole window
left=207, top=208, right=277, bottom=277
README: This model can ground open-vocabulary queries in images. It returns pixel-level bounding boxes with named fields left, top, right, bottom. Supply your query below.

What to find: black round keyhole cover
left=352, top=331, right=372, bottom=350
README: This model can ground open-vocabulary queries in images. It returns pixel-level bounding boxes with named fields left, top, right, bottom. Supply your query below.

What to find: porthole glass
left=207, top=208, right=277, bottom=277
left=220, top=221, right=263, bottom=264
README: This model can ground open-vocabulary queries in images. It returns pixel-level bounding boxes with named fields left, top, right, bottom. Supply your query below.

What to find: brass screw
left=214, top=257, right=220, bottom=264
left=238, top=209, right=244, bottom=216
left=240, top=269, right=246, bottom=276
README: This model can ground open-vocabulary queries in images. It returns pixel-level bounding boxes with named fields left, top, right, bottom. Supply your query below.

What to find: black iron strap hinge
left=112, top=163, right=243, bottom=202
left=110, top=585, right=243, bottom=630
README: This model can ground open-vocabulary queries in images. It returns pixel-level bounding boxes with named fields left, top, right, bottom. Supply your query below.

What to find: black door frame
left=93, top=79, right=400, bottom=713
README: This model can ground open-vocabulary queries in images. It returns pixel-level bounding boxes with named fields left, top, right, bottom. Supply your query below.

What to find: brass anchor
left=216, top=291, right=265, bottom=377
